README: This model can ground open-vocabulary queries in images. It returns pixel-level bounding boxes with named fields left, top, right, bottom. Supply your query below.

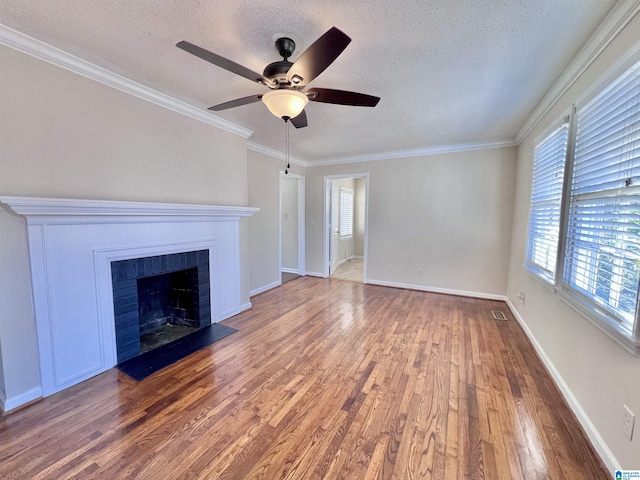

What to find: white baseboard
left=250, top=280, right=281, bottom=297
left=220, top=302, right=253, bottom=321
left=352, top=255, right=364, bottom=261
left=365, top=278, right=507, bottom=301
left=280, top=267, right=299, bottom=274
left=0, top=386, right=42, bottom=413
left=336, top=258, right=349, bottom=267
left=505, top=299, right=619, bottom=472
left=305, top=271, right=325, bottom=278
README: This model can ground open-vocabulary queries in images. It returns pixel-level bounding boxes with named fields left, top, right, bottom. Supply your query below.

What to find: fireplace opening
left=111, top=250, right=211, bottom=363
left=137, top=268, right=200, bottom=354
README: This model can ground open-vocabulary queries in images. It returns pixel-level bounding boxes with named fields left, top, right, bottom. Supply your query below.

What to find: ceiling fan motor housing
left=263, top=37, right=296, bottom=84
left=263, top=60, right=294, bottom=84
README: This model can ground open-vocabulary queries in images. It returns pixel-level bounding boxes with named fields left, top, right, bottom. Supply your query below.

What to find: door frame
left=323, top=173, right=369, bottom=281
left=279, top=171, right=306, bottom=276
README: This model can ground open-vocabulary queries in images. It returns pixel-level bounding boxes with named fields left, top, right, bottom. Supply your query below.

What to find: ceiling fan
left=176, top=27, right=380, bottom=128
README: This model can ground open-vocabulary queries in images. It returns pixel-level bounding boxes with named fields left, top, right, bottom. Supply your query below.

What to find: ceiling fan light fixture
left=262, top=89, right=309, bottom=120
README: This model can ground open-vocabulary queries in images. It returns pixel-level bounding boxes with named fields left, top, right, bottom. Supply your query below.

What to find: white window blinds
left=339, top=188, right=354, bottom=238
left=526, top=123, right=569, bottom=281
left=563, top=62, right=640, bottom=332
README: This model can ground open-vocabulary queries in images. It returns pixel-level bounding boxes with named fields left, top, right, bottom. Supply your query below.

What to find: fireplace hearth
left=111, top=250, right=211, bottom=363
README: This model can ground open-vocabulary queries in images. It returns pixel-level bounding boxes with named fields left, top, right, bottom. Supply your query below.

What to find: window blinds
left=526, top=123, right=569, bottom=281
left=339, top=188, right=354, bottom=238
left=563, top=62, right=640, bottom=331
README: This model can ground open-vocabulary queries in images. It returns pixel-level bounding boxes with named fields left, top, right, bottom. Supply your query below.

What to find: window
left=524, top=60, right=640, bottom=351
left=526, top=121, right=569, bottom=282
left=562, top=62, right=640, bottom=337
left=339, top=187, right=354, bottom=239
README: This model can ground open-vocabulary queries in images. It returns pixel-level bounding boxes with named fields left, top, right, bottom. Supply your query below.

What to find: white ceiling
left=0, top=0, right=617, bottom=163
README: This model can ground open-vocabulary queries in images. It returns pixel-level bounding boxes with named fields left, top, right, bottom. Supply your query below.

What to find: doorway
left=324, top=174, right=368, bottom=282
left=280, top=172, right=305, bottom=284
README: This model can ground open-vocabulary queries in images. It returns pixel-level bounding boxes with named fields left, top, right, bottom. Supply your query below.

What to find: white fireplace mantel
left=0, top=196, right=259, bottom=221
left=0, top=196, right=258, bottom=400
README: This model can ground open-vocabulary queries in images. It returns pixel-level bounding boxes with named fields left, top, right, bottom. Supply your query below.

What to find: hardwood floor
left=0, top=277, right=608, bottom=479
left=331, top=258, right=364, bottom=283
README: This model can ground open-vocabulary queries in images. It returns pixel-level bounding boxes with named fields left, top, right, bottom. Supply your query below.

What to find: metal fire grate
left=491, top=310, right=507, bottom=321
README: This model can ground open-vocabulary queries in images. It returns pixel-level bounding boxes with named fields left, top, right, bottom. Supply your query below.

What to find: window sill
left=556, top=286, right=640, bottom=357
left=523, top=264, right=557, bottom=294
left=521, top=264, right=640, bottom=356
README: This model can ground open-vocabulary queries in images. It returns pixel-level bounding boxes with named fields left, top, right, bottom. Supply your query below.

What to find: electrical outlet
left=517, top=291, right=526, bottom=303
left=417, top=268, right=423, bottom=276
left=623, top=405, right=635, bottom=441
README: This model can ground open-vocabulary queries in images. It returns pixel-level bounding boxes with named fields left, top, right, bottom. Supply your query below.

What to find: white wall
left=0, top=45, right=250, bottom=408
left=0, top=339, right=4, bottom=399
left=353, top=178, right=366, bottom=257
left=280, top=176, right=298, bottom=270
left=506, top=12, right=640, bottom=470
left=247, top=150, right=303, bottom=294
left=305, top=148, right=517, bottom=296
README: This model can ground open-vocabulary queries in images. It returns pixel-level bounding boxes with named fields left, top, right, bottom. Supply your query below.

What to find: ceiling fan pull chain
left=287, top=121, right=291, bottom=170
left=284, top=119, right=289, bottom=175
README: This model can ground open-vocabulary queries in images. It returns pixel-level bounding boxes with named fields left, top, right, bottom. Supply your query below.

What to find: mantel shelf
left=0, top=196, right=259, bottom=220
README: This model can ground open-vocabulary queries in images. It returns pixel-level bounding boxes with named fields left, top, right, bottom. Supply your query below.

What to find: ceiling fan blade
left=306, top=88, right=380, bottom=107
left=286, top=27, right=351, bottom=86
left=290, top=110, right=308, bottom=128
left=177, top=41, right=275, bottom=87
left=207, top=94, right=263, bottom=111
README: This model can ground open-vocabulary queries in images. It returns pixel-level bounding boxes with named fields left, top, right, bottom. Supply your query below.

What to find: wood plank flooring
left=0, top=277, right=608, bottom=479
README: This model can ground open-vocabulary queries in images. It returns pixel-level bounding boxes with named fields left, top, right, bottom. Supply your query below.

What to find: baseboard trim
left=305, top=271, right=325, bottom=278
left=336, top=258, right=348, bottom=267
left=280, top=268, right=299, bottom=274
left=238, top=302, right=252, bottom=313
left=1, top=386, right=43, bottom=413
left=352, top=255, right=364, bottom=261
left=250, top=280, right=282, bottom=297
left=365, top=279, right=506, bottom=301
left=504, top=299, right=619, bottom=472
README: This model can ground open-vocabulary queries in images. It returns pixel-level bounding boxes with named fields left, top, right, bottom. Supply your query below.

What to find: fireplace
left=111, top=250, right=211, bottom=363
left=0, top=196, right=257, bottom=400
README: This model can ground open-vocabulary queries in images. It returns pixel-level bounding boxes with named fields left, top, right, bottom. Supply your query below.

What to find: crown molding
left=246, top=141, right=309, bottom=167
left=515, top=0, right=640, bottom=144
left=0, top=24, right=253, bottom=139
left=247, top=139, right=516, bottom=168
left=307, top=140, right=517, bottom=167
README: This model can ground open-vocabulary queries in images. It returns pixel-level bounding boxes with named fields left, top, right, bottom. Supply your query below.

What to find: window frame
left=339, top=187, right=354, bottom=240
left=525, top=55, right=640, bottom=355
left=524, top=116, right=571, bottom=285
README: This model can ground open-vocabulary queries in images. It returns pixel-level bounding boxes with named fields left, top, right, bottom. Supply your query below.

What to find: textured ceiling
left=0, top=0, right=617, bottom=162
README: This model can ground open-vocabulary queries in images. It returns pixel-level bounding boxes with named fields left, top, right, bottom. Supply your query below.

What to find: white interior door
left=329, top=182, right=340, bottom=275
